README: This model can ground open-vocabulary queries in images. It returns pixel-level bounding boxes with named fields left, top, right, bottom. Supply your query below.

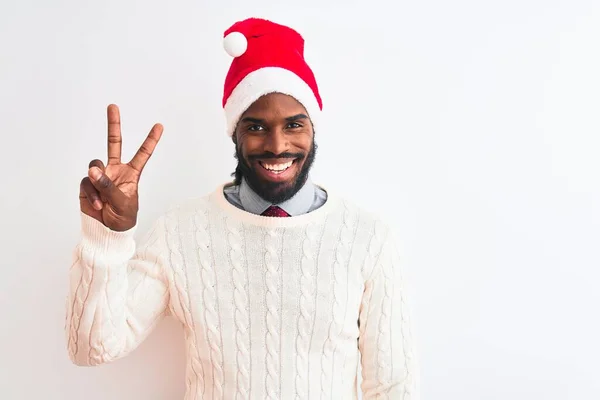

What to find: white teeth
left=263, top=161, right=293, bottom=171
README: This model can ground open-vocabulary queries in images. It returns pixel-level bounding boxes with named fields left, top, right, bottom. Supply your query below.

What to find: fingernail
left=89, top=167, right=101, bottom=180
left=94, top=200, right=103, bottom=210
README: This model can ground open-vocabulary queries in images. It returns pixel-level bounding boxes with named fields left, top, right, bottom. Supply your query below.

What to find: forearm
left=65, top=213, right=169, bottom=366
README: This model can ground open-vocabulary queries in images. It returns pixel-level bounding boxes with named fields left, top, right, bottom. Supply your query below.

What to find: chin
left=255, top=175, right=302, bottom=204
left=235, top=141, right=316, bottom=204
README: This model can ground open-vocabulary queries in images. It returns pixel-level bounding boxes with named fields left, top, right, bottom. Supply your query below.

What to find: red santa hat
left=222, top=18, right=323, bottom=137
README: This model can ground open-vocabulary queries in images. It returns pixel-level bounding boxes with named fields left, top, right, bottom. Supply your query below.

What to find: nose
left=263, top=127, right=288, bottom=156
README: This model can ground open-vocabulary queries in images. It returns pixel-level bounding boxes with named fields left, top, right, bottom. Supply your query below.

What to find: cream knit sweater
left=65, top=184, right=418, bottom=399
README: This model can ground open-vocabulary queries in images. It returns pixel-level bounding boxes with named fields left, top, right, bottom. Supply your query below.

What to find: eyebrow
left=239, top=114, right=309, bottom=125
left=286, top=114, right=309, bottom=122
left=240, top=117, right=265, bottom=124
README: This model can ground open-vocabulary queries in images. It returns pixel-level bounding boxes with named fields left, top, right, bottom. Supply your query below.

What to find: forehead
left=242, top=92, right=308, bottom=117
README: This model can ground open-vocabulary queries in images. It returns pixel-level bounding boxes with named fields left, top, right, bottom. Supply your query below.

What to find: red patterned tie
left=261, top=205, right=291, bottom=217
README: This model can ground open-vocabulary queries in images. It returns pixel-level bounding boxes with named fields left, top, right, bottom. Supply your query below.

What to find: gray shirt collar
left=239, top=177, right=316, bottom=216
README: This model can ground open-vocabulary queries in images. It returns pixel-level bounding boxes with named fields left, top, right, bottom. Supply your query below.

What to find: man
left=66, top=17, right=418, bottom=399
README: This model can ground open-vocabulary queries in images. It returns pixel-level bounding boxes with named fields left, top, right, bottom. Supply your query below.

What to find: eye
left=248, top=124, right=264, bottom=132
left=286, top=122, right=302, bottom=129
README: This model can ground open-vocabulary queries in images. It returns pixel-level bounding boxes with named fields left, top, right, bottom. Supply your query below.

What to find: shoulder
left=326, top=190, right=393, bottom=248
left=325, top=192, right=396, bottom=281
left=160, top=190, right=218, bottom=223
left=327, top=190, right=392, bottom=237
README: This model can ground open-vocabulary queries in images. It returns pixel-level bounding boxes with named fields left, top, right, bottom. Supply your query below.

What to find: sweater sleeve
left=358, top=230, right=419, bottom=399
left=65, top=212, right=171, bottom=366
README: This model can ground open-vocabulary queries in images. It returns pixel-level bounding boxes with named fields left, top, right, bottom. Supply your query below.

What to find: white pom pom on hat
left=223, top=32, right=248, bottom=57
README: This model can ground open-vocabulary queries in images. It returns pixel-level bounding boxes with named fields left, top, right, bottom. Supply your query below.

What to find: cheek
left=296, top=135, right=312, bottom=153
left=239, top=137, right=262, bottom=156
left=236, top=140, right=251, bottom=159
left=293, top=132, right=313, bottom=151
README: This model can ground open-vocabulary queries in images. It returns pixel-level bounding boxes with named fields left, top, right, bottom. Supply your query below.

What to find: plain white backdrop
left=1, top=0, right=599, bottom=399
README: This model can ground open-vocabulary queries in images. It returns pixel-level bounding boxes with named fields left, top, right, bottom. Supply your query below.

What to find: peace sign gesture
left=79, top=104, right=163, bottom=231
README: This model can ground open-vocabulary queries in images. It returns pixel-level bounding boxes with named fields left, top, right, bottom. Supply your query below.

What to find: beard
left=233, top=139, right=317, bottom=204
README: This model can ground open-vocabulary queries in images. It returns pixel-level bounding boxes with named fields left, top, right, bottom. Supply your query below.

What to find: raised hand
left=79, top=104, right=163, bottom=231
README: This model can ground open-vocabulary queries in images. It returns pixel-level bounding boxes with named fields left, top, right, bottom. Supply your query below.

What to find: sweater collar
left=239, top=177, right=316, bottom=216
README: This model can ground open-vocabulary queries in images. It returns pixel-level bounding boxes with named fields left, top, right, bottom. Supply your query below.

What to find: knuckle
left=81, top=179, right=99, bottom=199
left=97, top=174, right=112, bottom=189
left=140, top=146, right=152, bottom=156
left=89, top=159, right=105, bottom=169
left=81, top=177, right=95, bottom=192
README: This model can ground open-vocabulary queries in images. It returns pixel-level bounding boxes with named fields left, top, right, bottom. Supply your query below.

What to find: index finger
left=107, top=104, right=122, bottom=165
left=129, top=123, right=164, bottom=172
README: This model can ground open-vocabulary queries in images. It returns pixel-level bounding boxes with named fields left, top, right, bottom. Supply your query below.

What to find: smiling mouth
left=258, top=159, right=295, bottom=174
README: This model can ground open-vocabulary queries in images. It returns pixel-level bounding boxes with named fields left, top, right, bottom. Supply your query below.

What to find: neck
left=214, top=182, right=336, bottom=228
left=239, top=177, right=316, bottom=216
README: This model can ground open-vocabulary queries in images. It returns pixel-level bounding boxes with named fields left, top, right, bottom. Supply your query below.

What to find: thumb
left=88, top=167, right=127, bottom=208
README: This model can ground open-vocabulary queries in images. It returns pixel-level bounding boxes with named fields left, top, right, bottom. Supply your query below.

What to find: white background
left=1, top=0, right=599, bottom=399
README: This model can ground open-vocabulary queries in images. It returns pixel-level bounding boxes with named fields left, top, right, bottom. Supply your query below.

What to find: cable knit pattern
left=264, top=226, right=281, bottom=400
left=363, top=219, right=386, bottom=279
left=97, top=247, right=128, bottom=365
left=169, top=207, right=204, bottom=397
left=358, top=219, right=386, bottom=393
left=227, top=217, right=251, bottom=399
left=377, top=247, right=393, bottom=398
left=337, top=207, right=360, bottom=392
left=321, top=203, right=357, bottom=399
left=294, top=221, right=321, bottom=399
left=194, top=206, right=224, bottom=399
left=391, top=238, right=416, bottom=400
left=65, top=184, right=418, bottom=400
left=66, top=246, right=86, bottom=361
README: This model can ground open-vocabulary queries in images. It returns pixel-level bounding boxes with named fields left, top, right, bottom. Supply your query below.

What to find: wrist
left=80, top=212, right=137, bottom=254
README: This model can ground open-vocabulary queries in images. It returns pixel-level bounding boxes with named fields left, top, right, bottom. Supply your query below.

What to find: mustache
left=247, top=151, right=305, bottom=161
